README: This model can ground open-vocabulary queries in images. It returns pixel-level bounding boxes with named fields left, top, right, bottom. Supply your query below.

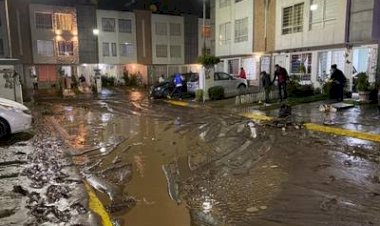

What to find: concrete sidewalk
left=166, top=98, right=380, bottom=143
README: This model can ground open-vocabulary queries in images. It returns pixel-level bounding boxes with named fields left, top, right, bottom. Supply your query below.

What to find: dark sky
left=97, top=0, right=209, bottom=17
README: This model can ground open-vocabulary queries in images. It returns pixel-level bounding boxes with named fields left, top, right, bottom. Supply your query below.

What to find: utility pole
left=4, top=0, right=12, bottom=58
left=202, top=0, right=206, bottom=55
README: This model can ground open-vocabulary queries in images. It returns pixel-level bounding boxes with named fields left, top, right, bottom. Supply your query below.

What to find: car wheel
left=238, top=84, right=247, bottom=94
left=163, top=89, right=170, bottom=98
left=0, top=118, right=10, bottom=138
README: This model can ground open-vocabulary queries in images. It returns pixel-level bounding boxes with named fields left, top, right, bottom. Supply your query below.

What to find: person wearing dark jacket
left=273, top=64, right=289, bottom=102
left=261, top=71, right=271, bottom=104
left=330, top=64, right=346, bottom=102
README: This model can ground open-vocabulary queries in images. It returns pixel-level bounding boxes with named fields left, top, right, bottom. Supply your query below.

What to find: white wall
left=275, top=0, right=347, bottom=50
left=215, top=0, right=254, bottom=57
left=151, top=14, right=185, bottom=65
left=97, top=10, right=137, bottom=65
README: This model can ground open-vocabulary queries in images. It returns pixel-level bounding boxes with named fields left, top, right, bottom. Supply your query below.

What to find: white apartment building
left=215, top=0, right=257, bottom=80
left=151, top=14, right=185, bottom=66
left=274, top=0, right=379, bottom=89
left=87, top=9, right=139, bottom=81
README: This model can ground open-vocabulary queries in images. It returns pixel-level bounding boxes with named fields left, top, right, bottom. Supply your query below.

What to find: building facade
left=215, top=0, right=255, bottom=79
left=28, top=4, right=79, bottom=88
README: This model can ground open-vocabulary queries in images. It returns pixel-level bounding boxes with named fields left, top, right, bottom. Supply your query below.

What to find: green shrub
left=322, top=81, right=332, bottom=96
left=101, top=76, right=115, bottom=87
left=195, top=89, right=203, bottom=102
left=197, top=55, right=221, bottom=67
left=356, top=72, right=370, bottom=92
left=287, top=76, right=314, bottom=97
left=208, top=86, right=224, bottom=100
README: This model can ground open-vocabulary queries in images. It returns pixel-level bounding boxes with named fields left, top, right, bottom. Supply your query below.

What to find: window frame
left=102, top=42, right=110, bottom=56
left=118, top=19, right=132, bottom=33
left=102, top=18, right=116, bottom=32
left=234, top=17, right=248, bottom=43
left=36, top=40, right=54, bottom=57
left=281, top=3, right=304, bottom=35
left=169, top=23, right=181, bottom=36
left=35, top=12, right=53, bottom=30
left=55, top=13, right=73, bottom=31
left=57, top=41, right=74, bottom=56
left=309, top=0, right=337, bottom=30
left=170, top=45, right=182, bottom=58
left=218, top=22, right=231, bottom=45
left=156, top=44, right=168, bottom=58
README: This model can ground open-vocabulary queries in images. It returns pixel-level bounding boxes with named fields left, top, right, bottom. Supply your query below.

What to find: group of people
left=259, top=64, right=346, bottom=104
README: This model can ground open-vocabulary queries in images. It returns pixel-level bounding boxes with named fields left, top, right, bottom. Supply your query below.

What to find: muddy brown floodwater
left=36, top=89, right=380, bottom=226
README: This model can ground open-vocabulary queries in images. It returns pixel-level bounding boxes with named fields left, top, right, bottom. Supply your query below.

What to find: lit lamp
left=92, top=28, right=101, bottom=93
left=310, top=4, right=318, bottom=11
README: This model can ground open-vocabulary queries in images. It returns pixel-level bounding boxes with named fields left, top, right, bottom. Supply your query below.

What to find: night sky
left=97, top=0, right=209, bottom=17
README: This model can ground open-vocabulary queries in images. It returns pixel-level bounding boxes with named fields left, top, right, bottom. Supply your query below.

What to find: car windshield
left=189, top=74, right=199, bottom=82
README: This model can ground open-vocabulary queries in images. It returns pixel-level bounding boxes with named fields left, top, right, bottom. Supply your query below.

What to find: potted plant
left=356, top=72, right=370, bottom=102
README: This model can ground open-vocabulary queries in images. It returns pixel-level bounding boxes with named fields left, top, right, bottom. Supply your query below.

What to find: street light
left=310, top=4, right=318, bottom=11
left=93, top=29, right=99, bottom=35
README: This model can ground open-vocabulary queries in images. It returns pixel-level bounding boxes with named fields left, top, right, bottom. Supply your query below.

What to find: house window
left=234, top=17, right=248, bottom=43
left=119, top=19, right=132, bottom=33
left=155, top=22, right=167, bottom=36
left=102, top=18, right=115, bottom=32
left=37, top=40, right=54, bottom=57
left=235, top=0, right=244, bottom=3
left=57, top=41, right=74, bottom=56
left=218, top=22, right=231, bottom=45
left=55, top=13, right=73, bottom=31
left=156, top=44, right=168, bottom=58
left=35, top=13, right=52, bottom=29
left=170, top=45, right=181, bottom=58
left=102, top=42, right=110, bottom=56
left=0, top=39, right=4, bottom=55
left=170, top=23, right=181, bottom=36
left=290, top=53, right=312, bottom=74
left=282, top=3, right=304, bottom=35
left=120, top=43, right=133, bottom=57
left=309, top=0, right=337, bottom=30
left=219, top=0, right=231, bottom=8
left=227, top=59, right=239, bottom=75
left=111, top=43, right=117, bottom=56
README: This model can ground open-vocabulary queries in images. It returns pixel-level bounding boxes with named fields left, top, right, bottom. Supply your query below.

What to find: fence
left=234, top=89, right=279, bottom=105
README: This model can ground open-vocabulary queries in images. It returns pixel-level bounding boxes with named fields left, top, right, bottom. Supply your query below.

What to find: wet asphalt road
left=29, top=88, right=380, bottom=226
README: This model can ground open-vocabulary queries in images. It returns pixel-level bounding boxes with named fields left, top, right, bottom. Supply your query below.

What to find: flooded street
left=32, top=88, right=380, bottom=226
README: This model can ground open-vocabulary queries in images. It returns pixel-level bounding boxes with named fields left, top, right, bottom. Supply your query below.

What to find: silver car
left=187, top=72, right=247, bottom=96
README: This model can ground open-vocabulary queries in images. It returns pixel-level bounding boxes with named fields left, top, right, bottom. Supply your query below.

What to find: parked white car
left=0, top=98, right=32, bottom=138
left=187, top=72, right=247, bottom=95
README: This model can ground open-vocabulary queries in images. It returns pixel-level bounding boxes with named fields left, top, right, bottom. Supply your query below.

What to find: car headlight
left=155, top=87, right=161, bottom=91
left=0, top=103, right=30, bottom=114
left=22, top=109, right=32, bottom=115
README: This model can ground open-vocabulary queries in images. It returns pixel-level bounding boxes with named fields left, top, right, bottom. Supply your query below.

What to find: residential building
left=274, top=0, right=350, bottom=87
left=348, top=0, right=380, bottom=84
left=215, top=0, right=255, bottom=78
left=90, top=9, right=140, bottom=82
left=28, top=4, right=79, bottom=88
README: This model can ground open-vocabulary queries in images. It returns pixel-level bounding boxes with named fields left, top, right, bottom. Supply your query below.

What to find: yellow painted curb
left=304, top=123, right=380, bottom=143
left=165, top=100, right=191, bottom=107
left=240, top=112, right=274, bottom=121
left=84, top=182, right=113, bottom=226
